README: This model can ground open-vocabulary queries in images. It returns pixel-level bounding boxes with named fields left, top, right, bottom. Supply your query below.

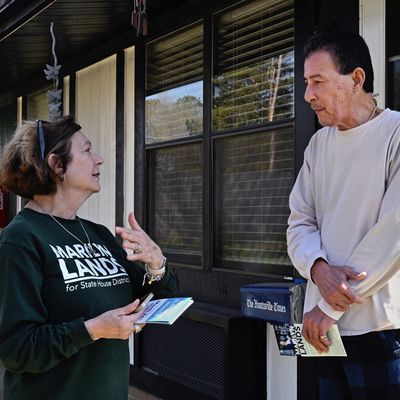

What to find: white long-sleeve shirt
left=287, top=108, right=400, bottom=335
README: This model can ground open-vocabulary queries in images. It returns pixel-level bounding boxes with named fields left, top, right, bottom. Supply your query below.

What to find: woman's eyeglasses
left=36, top=120, right=46, bottom=160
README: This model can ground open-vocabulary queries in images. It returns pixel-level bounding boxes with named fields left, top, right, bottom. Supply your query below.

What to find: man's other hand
left=311, top=259, right=366, bottom=311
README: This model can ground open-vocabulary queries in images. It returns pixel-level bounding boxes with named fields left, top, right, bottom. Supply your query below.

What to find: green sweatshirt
left=0, top=208, right=176, bottom=400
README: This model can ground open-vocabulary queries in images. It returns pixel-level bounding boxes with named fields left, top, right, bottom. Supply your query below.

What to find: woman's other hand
left=84, top=299, right=144, bottom=340
left=115, top=212, right=165, bottom=270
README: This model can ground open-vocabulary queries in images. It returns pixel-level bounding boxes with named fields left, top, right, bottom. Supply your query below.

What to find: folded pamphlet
left=272, top=323, right=347, bottom=357
left=137, top=297, right=194, bottom=325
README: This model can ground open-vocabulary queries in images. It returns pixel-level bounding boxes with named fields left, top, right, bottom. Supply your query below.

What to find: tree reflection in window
left=146, top=24, right=203, bottom=144
left=213, top=0, right=294, bottom=131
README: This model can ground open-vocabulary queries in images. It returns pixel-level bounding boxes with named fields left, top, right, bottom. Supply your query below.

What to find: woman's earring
left=60, top=174, right=64, bottom=182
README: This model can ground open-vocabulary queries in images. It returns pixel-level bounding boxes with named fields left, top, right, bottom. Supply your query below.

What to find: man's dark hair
left=303, top=31, right=374, bottom=93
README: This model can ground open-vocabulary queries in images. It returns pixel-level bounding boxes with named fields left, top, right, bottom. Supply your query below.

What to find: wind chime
left=131, top=0, right=148, bottom=37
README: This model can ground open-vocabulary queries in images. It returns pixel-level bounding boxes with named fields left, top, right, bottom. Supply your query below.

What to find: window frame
left=135, top=0, right=307, bottom=308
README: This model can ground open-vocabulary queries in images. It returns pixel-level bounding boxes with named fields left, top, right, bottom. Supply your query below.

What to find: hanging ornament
left=131, top=0, right=148, bottom=37
left=43, top=22, right=62, bottom=120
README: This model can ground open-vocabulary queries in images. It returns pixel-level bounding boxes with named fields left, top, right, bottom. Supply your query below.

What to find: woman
left=0, top=116, right=176, bottom=400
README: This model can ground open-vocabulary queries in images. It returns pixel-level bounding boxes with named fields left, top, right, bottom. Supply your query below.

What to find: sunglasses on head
left=36, top=119, right=46, bottom=160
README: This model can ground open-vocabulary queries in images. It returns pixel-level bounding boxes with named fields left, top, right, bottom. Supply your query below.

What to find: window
left=214, top=127, right=293, bottom=274
left=0, top=101, right=18, bottom=220
left=387, top=0, right=400, bottom=111
left=388, top=56, right=400, bottom=111
left=150, top=143, right=203, bottom=264
left=212, top=0, right=294, bottom=274
left=0, top=102, right=17, bottom=149
left=213, top=0, right=294, bottom=131
left=146, top=24, right=203, bottom=143
left=144, top=0, right=294, bottom=280
left=146, top=25, right=204, bottom=262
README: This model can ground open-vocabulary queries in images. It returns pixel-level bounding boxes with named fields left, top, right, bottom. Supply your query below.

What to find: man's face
left=304, top=50, right=354, bottom=129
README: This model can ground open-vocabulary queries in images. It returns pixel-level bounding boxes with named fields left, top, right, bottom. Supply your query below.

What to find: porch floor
left=0, top=363, right=161, bottom=400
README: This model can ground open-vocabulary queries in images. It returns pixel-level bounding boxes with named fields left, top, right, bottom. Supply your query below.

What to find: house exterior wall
left=75, top=55, right=117, bottom=232
left=359, top=0, right=386, bottom=108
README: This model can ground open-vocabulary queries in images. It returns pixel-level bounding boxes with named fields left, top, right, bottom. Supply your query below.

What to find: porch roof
left=0, top=0, right=183, bottom=102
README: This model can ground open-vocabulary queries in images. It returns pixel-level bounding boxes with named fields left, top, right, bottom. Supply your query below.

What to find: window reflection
left=146, top=25, right=203, bottom=144
left=146, top=81, right=203, bottom=143
left=213, top=0, right=294, bottom=131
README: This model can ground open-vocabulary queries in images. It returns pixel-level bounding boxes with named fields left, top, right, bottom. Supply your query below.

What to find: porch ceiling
left=0, top=0, right=182, bottom=97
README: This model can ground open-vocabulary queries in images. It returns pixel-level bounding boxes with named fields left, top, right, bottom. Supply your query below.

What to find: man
left=287, top=31, right=400, bottom=399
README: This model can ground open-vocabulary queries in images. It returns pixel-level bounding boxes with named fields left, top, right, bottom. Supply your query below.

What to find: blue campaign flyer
left=137, top=297, right=194, bottom=325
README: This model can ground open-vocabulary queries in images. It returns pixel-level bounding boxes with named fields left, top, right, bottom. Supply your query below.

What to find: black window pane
left=0, top=102, right=17, bottom=149
left=215, top=127, right=293, bottom=266
left=388, top=58, right=400, bottom=111
left=213, top=0, right=294, bottom=131
left=0, top=102, right=18, bottom=220
left=151, top=143, right=202, bottom=259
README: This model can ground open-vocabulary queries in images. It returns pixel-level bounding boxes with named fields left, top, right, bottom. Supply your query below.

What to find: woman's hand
left=115, top=212, right=165, bottom=270
left=84, top=299, right=144, bottom=340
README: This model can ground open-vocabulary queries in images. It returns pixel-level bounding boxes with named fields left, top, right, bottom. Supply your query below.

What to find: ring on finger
left=134, top=244, right=142, bottom=254
left=319, top=335, right=328, bottom=340
left=133, top=323, right=143, bottom=334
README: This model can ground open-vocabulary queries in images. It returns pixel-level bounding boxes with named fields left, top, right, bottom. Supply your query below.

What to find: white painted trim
left=129, top=333, right=134, bottom=365
left=267, top=323, right=297, bottom=400
left=359, top=0, right=386, bottom=108
left=124, top=46, right=136, bottom=367
left=124, top=46, right=135, bottom=225
left=16, top=97, right=23, bottom=213
left=63, top=75, right=70, bottom=116
left=17, top=96, right=22, bottom=127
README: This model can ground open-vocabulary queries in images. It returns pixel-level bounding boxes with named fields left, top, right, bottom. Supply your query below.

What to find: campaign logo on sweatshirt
left=49, top=243, right=130, bottom=292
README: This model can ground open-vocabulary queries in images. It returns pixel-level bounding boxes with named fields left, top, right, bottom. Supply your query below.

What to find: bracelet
left=142, top=257, right=167, bottom=286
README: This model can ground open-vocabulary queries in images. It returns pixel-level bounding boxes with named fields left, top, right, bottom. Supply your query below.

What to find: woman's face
left=63, top=130, right=103, bottom=195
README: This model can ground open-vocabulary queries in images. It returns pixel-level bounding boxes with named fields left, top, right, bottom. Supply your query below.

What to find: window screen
left=214, top=127, right=293, bottom=268
left=213, top=0, right=294, bottom=131
left=151, top=143, right=202, bottom=261
left=146, top=24, right=203, bottom=143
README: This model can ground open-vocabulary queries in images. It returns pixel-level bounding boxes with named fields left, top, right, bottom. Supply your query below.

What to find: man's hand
left=302, top=306, right=336, bottom=353
left=311, top=259, right=366, bottom=311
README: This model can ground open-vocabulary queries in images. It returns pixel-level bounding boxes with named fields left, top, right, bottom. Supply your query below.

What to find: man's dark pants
left=317, top=329, right=400, bottom=400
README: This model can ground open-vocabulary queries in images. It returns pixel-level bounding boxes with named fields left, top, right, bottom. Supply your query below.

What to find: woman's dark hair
left=0, top=115, right=81, bottom=199
left=303, top=31, right=374, bottom=93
